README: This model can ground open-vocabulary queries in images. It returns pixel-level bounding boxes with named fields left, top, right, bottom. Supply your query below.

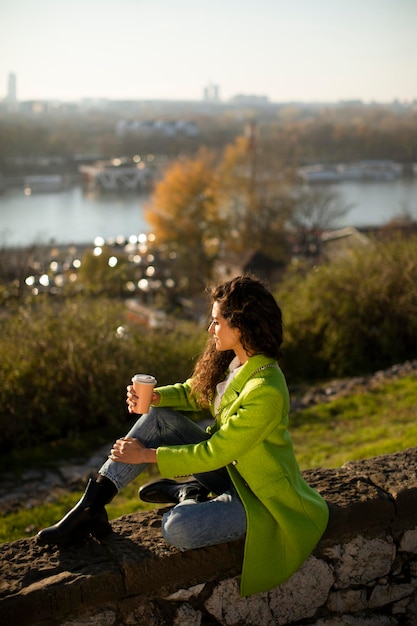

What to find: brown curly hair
left=190, top=275, right=283, bottom=407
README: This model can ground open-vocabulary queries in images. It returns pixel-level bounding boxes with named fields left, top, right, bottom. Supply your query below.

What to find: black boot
left=139, top=478, right=210, bottom=504
left=36, top=476, right=117, bottom=547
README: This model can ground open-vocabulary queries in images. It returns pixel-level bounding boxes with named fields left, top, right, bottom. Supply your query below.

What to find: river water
left=1, top=178, right=417, bottom=248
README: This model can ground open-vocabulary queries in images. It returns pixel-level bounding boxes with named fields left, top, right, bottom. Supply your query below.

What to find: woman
left=37, top=275, right=328, bottom=597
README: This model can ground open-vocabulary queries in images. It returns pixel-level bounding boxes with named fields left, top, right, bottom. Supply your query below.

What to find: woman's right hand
left=126, top=385, right=160, bottom=413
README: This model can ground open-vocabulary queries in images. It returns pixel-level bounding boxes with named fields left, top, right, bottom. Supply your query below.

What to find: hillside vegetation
left=1, top=371, right=416, bottom=544
left=0, top=236, right=416, bottom=455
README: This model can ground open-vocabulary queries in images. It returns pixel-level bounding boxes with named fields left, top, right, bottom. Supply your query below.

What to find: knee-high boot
left=36, top=476, right=117, bottom=547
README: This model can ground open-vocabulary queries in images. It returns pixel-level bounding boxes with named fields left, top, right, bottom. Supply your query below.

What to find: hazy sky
left=1, top=0, right=416, bottom=103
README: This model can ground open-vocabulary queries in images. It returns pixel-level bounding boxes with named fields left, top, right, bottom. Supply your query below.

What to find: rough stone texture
left=327, top=535, right=395, bottom=587
left=3, top=448, right=417, bottom=625
left=0, top=509, right=243, bottom=625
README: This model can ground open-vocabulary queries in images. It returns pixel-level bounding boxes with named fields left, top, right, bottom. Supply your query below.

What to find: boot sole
left=36, top=520, right=112, bottom=547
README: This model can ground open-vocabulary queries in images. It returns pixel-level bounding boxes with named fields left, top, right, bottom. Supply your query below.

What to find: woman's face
left=208, top=301, right=244, bottom=356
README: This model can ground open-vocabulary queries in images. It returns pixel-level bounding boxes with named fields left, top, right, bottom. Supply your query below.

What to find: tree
left=145, top=149, right=222, bottom=295
left=290, top=185, right=352, bottom=232
left=77, top=247, right=131, bottom=297
left=217, top=128, right=294, bottom=262
left=0, top=243, right=45, bottom=301
left=287, top=185, right=352, bottom=261
left=279, top=235, right=417, bottom=379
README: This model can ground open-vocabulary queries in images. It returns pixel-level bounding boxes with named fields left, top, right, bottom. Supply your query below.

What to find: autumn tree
left=145, top=149, right=222, bottom=295
left=145, top=127, right=360, bottom=298
left=217, top=128, right=295, bottom=262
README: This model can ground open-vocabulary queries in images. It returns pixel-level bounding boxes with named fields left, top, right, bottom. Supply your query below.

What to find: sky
left=1, top=0, right=416, bottom=104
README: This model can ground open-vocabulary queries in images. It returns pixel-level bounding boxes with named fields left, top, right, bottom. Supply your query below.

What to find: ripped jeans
left=99, top=407, right=247, bottom=550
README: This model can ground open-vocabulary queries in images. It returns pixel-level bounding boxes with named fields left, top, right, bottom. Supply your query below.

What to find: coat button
left=232, top=460, right=238, bottom=466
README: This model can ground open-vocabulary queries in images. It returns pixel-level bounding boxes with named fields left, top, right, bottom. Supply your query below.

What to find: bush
left=0, top=297, right=204, bottom=451
left=3, top=235, right=417, bottom=452
left=279, top=235, right=417, bottom=380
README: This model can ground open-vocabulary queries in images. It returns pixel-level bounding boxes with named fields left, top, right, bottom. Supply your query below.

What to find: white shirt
left=213, top=356, right=243, bottom=414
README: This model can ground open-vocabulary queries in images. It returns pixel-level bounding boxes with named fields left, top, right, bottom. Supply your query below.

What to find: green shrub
left=0, top=297, right=204, bottom=451
left=2, top=235, right=417, bottom=452
left=279, top=235, right=417, bottom=380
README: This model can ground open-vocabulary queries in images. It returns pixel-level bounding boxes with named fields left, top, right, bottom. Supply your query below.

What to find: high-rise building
left=7, top=73, right=17, bottom=103
left=6, top=73, right=18, bottom=111
left=203, top=83, right=220, bottom=102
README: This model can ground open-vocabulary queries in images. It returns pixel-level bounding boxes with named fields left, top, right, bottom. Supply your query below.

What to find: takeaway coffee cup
left=131, top=374, right=157, bottom=414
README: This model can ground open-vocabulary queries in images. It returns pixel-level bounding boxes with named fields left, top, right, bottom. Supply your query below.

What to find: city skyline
left=1, top=0, right=416, bottom=104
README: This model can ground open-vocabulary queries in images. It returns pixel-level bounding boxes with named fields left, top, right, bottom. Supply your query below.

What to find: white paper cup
left=131, top=374, right=157, bottom=414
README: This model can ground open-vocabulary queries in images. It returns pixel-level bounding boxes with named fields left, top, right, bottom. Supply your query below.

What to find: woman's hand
left=126, top=384, right=161, bottom=414
left=109, top=437, right=157, bottom=464
left=126, top=385, right=137, bottom=414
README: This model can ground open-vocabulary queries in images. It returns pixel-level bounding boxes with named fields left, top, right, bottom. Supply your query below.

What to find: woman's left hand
left=109, top=437, right=156, bottom=464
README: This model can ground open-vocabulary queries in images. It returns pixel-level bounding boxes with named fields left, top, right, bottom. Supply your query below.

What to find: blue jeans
left=99, top=407, right=247, bottom=550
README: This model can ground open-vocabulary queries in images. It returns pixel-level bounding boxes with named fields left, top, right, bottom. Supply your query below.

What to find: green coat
left=155, top=353, right=329, bottom=597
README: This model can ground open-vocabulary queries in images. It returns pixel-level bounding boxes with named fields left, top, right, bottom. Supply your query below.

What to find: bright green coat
left=155, top=354, right=329, bottom=597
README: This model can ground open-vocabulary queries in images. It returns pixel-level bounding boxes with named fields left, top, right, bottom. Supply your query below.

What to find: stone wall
left=2, top=447, right=417, bottom=626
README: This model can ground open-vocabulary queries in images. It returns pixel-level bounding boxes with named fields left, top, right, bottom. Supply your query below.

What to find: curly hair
left=190, top=275, right=283, bottom=407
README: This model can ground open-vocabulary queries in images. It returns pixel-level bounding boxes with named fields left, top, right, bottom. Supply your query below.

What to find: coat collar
left=230, top=354, right=277, bottom=391
left=214, top=354, right=277, bottom=415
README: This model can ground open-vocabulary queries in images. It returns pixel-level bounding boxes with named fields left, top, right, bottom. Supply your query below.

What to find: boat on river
left=298, top=160, right=403, bottom=183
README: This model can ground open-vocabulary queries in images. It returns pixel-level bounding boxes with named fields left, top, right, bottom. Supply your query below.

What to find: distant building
left=297, top=161, right=402, bottom=183
left=6, top=72, right=17, bottom=111
left=214, top=250, right=286, bottom=285
left=230, top=94, right=270, bottom=106
left=115, top=119, right=198, bottom=137
left=320, top=227, right=370, bottom=261
left=7, top=73, right=17, bottom=101
left=203, top=83, right=220, bottom=102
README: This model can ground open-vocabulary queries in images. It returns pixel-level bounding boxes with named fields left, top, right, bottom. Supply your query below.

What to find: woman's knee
left=161, top=504, right=198, bottom=550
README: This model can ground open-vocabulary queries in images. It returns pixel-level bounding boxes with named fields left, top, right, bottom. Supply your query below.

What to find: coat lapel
left=215, top=354, right=276, bottom=417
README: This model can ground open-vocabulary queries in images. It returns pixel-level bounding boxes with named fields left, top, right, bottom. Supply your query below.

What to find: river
left=1, top=178, right=417, bottom=248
